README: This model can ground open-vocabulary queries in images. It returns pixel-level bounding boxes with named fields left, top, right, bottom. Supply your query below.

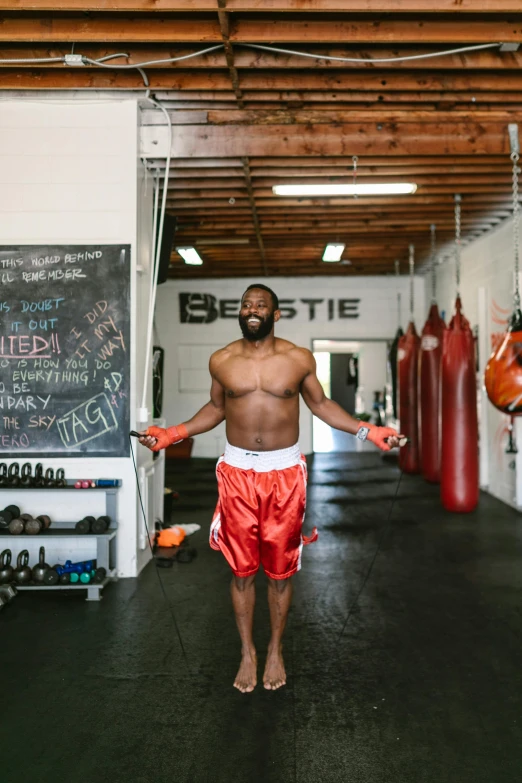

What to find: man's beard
left=238, top=311, right=275, bottom=342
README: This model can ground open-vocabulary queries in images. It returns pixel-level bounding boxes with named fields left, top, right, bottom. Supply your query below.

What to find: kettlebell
left=13, top=550, right=31, bottom=585
left=8, top=463, right=20, bottom=487
left=55, top=468, right=66, bottom=488
left=32, top=546, right=50, bottom=584
left=0, top=550, right=13, bottom=584
left=20, top=463, right=32, bottom=487
left=44, top=467, right=56, bottom=488
left=32, top=463, right=43, bottom=488
left=0, top=463, right=7, bottom=487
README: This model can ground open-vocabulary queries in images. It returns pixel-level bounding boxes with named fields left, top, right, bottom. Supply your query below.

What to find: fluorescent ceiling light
left=273, top=183, right=417, bottom=197
left=176, top=246, right=203, bottom=265
left=322, top=243, right=345, bottom=262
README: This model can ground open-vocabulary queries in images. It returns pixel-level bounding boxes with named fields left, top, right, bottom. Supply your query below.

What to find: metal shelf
left=16, top=571, right=116, bottom=602
left=0, top=484, right=120, bottom=601
left=0, top=527, right=117, bottom=539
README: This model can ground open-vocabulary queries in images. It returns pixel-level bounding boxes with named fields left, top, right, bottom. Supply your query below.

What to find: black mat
left=1, top=452, right=521, bottom=783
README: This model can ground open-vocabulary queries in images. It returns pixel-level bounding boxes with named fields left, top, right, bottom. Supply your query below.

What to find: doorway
left=312, top=339, right=389, bottom=453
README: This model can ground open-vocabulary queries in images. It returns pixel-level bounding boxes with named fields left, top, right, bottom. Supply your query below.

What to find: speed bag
left=484, top=308, right=522, bottom=415
left=419, top=304, right=445, bottom=483
left=440, top=298, right=479, bottom=513
left=388, top=327, right=403, bottom=420
left=398, top=322, right=421, bottom=473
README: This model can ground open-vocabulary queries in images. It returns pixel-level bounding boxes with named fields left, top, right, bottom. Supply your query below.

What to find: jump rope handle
left=129, top=431, right=141, bottom=438
left=385, top=436, right=409, bottom=447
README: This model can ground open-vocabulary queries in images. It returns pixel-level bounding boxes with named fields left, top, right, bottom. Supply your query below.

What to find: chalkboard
left=0, top=245, right=131, bottom=457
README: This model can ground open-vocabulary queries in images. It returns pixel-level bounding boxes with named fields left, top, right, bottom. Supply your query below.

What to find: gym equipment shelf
left=16, top=570, right=117, bottom=602
left=0, top=483, right=120, bottom=602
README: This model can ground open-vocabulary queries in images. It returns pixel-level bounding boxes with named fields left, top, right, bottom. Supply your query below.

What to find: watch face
left=357, top=427, right=369, bottom=441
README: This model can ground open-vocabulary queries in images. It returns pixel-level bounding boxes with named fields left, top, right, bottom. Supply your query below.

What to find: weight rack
left=0, top=481, right=120, bottom=602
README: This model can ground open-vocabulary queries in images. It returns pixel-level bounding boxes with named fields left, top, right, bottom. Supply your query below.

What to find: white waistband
left=223, top=442, right=302, bottom=472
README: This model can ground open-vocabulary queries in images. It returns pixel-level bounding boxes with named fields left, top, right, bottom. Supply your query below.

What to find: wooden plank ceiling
left=1, top=2, right=521, bottom=278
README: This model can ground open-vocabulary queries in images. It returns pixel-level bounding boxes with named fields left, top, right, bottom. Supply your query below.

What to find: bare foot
left=263, top=644, right=286, bottom=690
left=234, top=649, right=257, bottom=693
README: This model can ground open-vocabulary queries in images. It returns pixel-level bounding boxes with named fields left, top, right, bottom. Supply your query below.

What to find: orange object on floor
left=156, top=526, right=186, bottom=547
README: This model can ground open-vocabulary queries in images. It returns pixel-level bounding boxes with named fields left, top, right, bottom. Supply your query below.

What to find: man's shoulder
left=210, top=341, right=242, bottom=365
left=276, top=339, right=313, bottom=364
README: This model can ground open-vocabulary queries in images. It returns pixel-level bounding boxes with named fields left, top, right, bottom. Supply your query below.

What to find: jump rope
left=129, top=430, right=407, bottom=670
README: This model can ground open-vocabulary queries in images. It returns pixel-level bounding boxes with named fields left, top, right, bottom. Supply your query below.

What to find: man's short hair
left=242, top=283, right=279, bottom=310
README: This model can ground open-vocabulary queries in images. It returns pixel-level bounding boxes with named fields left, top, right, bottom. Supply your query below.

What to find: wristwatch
left=356, top=426, right=370, bottom=442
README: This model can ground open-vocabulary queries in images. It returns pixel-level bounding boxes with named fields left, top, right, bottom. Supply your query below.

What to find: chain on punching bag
left=419, top=225, right=446, bottom=483
left=388, top=260, right=403, bottom=420
left=398, top=245, right=421, bottom=474
left=485, top=124, right=522, bottom=415
left=441, top=196, right=479, bottom=512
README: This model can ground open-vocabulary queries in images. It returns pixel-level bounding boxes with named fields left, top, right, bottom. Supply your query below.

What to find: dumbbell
left=92, top=516, right=111, bottom=534
left=91, top=567, right=107, bottom=584
left=75, top=516, right=96, bottom=534
left=0, top=505, right=21, bottom=529
left=23, top=515, right=50, bottom=535
left=0, top=583, right=17, bottom=604
left=10, top=514, right=52, bottom=535
left=75, top=515, right=111, bottom=534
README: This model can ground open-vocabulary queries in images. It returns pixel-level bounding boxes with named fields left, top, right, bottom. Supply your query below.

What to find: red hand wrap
left=359, top=422, right=398, bottom=453
left=146, top=423, right=189, bottom=452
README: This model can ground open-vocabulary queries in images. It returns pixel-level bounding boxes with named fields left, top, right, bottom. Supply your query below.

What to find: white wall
left=435, top=218, right=522, bottom=510
left=0, top=100, right=154, bottom=576
left=155, top=275, right=425, bottom=456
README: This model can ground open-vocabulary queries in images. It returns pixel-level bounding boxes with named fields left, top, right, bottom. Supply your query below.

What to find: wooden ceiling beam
left=141, top=123, right=513, bottom=159
left=4, top=68, right=522, bottom=92
left=140, top=108, right=522, bottom=126
left=241, top=156, right=267, bottom=275
left=0, top=16, right=520, bottom=44
left=3, top=1, right=521, bottom=11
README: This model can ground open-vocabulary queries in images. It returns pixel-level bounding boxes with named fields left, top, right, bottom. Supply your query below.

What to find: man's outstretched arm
left=299, top=350, right=403, bottom=451
left=138, top=355, right=226, bottom=451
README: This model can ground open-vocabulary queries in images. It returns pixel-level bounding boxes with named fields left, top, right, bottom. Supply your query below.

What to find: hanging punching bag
left=388, top=326, right=403, bottom=420
left=485, top=126, right=522, bottom=415
left=398, top=322, right=421, bottom=473
left=440, top=297, right=479, bottom=512
left=485, top=308, right=522, bottom=414
left=419, top=303, right=445, bottom=482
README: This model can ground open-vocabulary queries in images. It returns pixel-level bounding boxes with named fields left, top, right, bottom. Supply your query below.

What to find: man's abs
left=224, top=393, right=300, bottom=451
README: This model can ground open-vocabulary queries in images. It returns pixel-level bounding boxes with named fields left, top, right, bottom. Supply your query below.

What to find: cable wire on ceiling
left=242, top=41, right=502, bottom=64
left=0, top=41, right=503, bottom=68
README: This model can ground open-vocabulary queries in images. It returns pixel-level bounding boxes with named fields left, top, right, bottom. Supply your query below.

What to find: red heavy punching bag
left=440, top=297, right=479, bottom=512
left=419, top=303, right=445, bottom=482
left=398, top=322, right=421, bottom=473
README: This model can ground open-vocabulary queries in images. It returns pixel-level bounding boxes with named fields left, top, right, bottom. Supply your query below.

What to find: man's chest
left=217, top=355, right=305, bottom=399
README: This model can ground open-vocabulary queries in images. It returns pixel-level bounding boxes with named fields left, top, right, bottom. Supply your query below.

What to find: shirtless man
left=138, top=284, right=403, bottom=694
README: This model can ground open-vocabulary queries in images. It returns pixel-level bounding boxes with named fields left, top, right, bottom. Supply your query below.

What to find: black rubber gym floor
left=2, top=452, right=522, bottom=783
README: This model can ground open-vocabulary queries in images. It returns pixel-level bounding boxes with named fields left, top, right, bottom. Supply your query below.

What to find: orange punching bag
left=485, top=308, right=522, bottom=414
left=419, top=303, right=445, bottom=482
left=441, top=297, right=479, bottom=512
left=398, top=245, right=421, bottom=474
left=485, top=133, right=522, bottom=416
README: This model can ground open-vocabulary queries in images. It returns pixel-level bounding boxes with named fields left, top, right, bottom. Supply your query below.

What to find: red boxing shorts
left=209, top=442, right=318, bottom=580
